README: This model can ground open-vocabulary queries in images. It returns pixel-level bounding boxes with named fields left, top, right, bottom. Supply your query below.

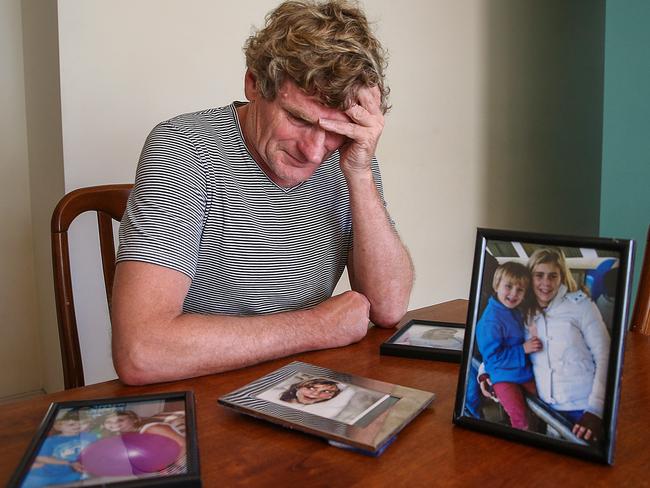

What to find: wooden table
left=2, top=299, right=649, bottom=487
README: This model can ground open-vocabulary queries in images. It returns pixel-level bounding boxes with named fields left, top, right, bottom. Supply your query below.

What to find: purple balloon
left=80, top=432, right=181, bottom=476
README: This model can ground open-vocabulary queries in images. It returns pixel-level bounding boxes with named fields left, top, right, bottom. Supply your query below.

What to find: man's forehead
left=278, top=81, right=350, bottom=123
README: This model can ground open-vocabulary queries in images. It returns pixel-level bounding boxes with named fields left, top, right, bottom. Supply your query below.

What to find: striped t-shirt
left=117, top=103, right=388, bottom=316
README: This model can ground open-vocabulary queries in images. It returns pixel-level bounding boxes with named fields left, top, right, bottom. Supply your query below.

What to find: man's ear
left=244, top=69, right=259, bottom=102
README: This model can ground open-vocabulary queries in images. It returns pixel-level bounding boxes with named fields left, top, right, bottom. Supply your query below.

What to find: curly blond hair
left=244, top=0, right=390, bottom=113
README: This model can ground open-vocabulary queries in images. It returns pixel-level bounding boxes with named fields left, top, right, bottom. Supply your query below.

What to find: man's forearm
left=346, top=169, right=414, bottom=327
left=114, top=309, right=321, bottom=385
left=318, top=86, right=413, bottom=327
left=111, top=262, right=371, bottom=385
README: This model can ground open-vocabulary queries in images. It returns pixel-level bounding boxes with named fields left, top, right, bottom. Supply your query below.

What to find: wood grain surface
left=2, top=300, right=649, bottom=487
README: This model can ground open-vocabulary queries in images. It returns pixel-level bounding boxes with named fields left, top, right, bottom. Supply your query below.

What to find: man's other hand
left=312, top=290, right=371, bottom=348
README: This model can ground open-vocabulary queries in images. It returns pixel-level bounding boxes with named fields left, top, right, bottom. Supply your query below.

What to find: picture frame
left=453, top=228, right=635, bottom=465
left=218, top=361, right=434, bottom=455
left=380, top=319, right=465, bottom=362
left=8, top=391, right=200, bottom=487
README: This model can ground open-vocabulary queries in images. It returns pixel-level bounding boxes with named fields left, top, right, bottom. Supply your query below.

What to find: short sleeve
left=370, top=156, right=394, bottom=224
left=117, top=120, right=208, bottom=279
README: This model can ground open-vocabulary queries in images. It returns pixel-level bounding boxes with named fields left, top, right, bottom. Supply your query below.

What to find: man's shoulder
left=162, top=104, right=235, bottom=132
left=144, top=103, right=242, bottom=162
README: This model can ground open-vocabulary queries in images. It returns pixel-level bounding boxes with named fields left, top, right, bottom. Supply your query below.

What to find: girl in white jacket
left=526, top=248, right=610, bottom=444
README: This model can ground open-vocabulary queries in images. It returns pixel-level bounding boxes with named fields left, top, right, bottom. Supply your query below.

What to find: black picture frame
left=8, top=391, right=200, bottom=487
left=453, top=228, right=635, bottom=465
left=219, top=361, right=434, bottom=455
left=380, top=319, right=465, bottom=362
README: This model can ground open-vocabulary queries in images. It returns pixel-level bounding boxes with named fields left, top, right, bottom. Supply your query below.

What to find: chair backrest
left=51, top=184, right=133, bottom=389
left=630, top=226, right=650, bottom=335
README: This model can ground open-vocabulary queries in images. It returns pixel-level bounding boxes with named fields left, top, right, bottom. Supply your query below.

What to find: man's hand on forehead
left=351, top=85, right=383, bottom=114
left=318, top=85, right=384, bottom=176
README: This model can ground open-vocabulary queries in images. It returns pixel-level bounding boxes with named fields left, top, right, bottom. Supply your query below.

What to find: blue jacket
left=476, top=296, right=533, bottom=384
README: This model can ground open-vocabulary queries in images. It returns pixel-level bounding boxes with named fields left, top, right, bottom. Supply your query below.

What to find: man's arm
left=111, top=261, right=370, bottom=385
left=319, top=86, right=413, bottom=327
left=345, top=172, right=413, bottom=327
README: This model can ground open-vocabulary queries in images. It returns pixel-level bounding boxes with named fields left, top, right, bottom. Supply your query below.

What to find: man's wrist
left=342, top=165, right=376, bottom=195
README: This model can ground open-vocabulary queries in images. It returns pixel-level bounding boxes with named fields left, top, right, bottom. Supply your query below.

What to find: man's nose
left=298, top=127, right=327, bottom=164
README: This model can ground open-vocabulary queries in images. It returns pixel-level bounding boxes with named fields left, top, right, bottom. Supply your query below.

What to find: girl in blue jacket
left=476, top=261, right=543, bottom=430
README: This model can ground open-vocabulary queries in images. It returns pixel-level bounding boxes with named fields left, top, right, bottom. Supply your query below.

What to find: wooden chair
left=51, top=184, right=133, bottom=389
left=630, top=226, right=650, bottom=335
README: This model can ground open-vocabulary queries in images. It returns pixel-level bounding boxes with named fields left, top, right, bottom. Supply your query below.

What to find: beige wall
left=21, top=0, right=67, bottom=393
left=0, top=0, right=43, bottom=397
left=56, top=0, right=282, bottom=384
left=2, top=0, right=604, bottom=394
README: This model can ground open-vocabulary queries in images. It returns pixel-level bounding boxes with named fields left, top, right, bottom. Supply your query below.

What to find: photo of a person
left=475, top=262, right=542, bottom=431
left=21, top=410, right=97, bottom=488
left=471, top=243, right=613, bottom=446
left=394, top=325, right=464, bottom=350
left=279, top=378, right=341, bottom=405
left=525, top=248, right=610, bottom=443
left=257, top=374, right=389, bottom=425
left=18, top=397, right=192, bottom=487
left=100, top=410, right=140, bottom=436
left=456, top=231, right=632, bottom=464
left=98, top=409, right=187, bottom=473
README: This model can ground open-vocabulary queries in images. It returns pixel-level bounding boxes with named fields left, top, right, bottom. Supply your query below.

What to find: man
left=112, top=0, right=413, bottom=385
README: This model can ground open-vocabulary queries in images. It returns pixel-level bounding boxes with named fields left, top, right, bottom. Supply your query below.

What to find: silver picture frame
left=218, top=361, right=434, bottom=454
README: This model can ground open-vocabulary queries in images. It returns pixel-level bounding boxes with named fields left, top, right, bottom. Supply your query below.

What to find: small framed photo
left=8, top=391, right=200, bottom=487
left=453, top=228, right=635, bottom=464
left=219, top=361, right=434, bottom=454
left=380, top=319, right=464, bottom=362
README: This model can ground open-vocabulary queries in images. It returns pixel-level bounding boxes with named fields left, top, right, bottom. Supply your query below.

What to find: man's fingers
left=344, top=103, right=375, bottom=127
left=356, top=85, right=382, bottom=114
left=318, top=118, right=358, bottom=139
left=320, top=86, right=383, bottom=140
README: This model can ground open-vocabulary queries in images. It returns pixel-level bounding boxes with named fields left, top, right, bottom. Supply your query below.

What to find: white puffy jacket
left=527, top=285, right=610, bottom=417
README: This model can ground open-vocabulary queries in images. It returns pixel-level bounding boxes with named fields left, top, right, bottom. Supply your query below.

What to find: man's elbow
left=112, top=338, right=159, bottom=386
left=370, top=282, right=412, bottom=328
left=114, top=364, right=149, bottom=386
left=370, top=303, right=408, bottom=328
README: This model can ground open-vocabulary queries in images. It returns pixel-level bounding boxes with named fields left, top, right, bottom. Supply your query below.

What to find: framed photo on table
left=453, top=228, right=635, bottom=464
left=219, top=361, right=435, bottom=455
left=8, top=391, right=200, bottom=487
left=380, top=319, right=464, bottom=362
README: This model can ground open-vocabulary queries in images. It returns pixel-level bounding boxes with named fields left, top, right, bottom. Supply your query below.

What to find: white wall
left=57, top=0, right=282, bottom=384
left=3, top=0, right=604, bottom=393
left=0, top=0, right=43, bottom=398
left=21, top=0, right=67, bottom=393
left=367, top=1, right=488, bottom=303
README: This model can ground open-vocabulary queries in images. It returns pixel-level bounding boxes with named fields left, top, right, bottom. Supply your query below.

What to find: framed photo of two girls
left=453, top=228, right=635, bottom=465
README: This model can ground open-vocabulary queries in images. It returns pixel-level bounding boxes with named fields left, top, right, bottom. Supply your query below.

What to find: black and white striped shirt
left=117, top=103, right=387, bottom=316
